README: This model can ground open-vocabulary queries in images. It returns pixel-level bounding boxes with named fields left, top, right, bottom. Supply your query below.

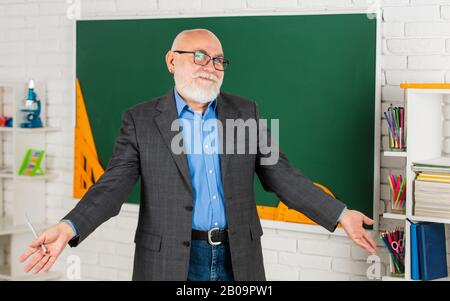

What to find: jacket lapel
left=154, top=89, right=194, bottom=197
left=217, top=93, right=238, bottom=186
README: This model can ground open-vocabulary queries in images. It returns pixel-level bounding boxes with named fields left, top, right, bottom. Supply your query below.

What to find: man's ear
left=165, top=51, right=175, bottom=73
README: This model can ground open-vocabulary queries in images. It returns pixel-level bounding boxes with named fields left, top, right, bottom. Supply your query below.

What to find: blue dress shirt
left=174, top=88, right=228, bottom=231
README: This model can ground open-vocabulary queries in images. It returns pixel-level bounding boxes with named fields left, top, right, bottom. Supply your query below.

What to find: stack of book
left=413, top=157, right=450, bottom=219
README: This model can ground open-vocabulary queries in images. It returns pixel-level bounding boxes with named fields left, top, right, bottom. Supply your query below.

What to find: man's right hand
left=19, top=221, right=75, bottom=274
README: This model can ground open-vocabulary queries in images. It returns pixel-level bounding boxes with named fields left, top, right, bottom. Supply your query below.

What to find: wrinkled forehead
left=172, top=30, right=224, bottom=57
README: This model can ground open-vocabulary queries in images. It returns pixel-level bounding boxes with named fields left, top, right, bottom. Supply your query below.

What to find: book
left=413, top=157, right=450, bottom=168
left=413, top=157, right=450, bottom=173
left=415, top=204, right=450, bottom=212
left=416, top=176, right=450, bottom=183
left=417, top=222, right=448, bottom=281
left=415, top=193, right=450, bottom=203
left=415, top=203, right=450, bottom=211
left=417, top=172, right=450, bottom=179
left=414, top=209, right=450, bottom=219
left=410, top=223, right=421, bottom=280
left=415, top=180, right=450, bottom=191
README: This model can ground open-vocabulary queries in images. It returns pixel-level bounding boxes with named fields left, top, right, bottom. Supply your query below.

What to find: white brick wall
left=383, top=22, right=405, bottom=37
left=0, top=0, right=450, bottom=281
left=248, top=0, right=298, bottom=9
left=261, top=225, right=394, bottom=280
left=159, top=0, right=202, bottom=11
left=383, top=5, right=440, bottom=21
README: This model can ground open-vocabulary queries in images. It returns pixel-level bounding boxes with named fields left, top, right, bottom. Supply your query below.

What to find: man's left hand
left=339, top=209, right=377, bottom=255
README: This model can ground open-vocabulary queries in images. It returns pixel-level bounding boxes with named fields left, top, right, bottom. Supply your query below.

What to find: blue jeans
left=187, top=240, right=234, bottom=281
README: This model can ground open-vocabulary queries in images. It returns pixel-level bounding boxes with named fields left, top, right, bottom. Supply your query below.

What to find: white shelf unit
left=0, top=82, right=61, bottom=281
left=383, top=151, right=407, bottom=158
left=381, top=85, right=450, bottom=281
left=382, top=213, right=406, bottom=220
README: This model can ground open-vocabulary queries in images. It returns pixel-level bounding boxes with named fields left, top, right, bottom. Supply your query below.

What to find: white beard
left=174, top=71, right=223, bottom=104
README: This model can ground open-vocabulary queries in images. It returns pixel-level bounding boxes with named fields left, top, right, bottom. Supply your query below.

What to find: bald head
left=165, top=28, right=225, bottom=107
left=170, top=29, right=222, bottom=53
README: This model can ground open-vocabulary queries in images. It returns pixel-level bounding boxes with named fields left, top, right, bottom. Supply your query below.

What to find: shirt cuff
left=61, top=219, right=78, bottom=237
left=336, top=206, right=347, bottom=225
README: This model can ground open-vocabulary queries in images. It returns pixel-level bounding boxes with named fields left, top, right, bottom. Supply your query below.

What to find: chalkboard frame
left=74, top=11, right=382, bottom=223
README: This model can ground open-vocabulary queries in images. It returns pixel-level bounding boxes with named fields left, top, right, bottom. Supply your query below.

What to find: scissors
left=385, top=229, right=404, bottom=254
left=391, top=238, right=404, bottom=254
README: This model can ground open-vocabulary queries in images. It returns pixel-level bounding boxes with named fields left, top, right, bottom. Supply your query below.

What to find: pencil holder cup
left=389, top=189, right=406, bottom=214
left=388, top=131, right=406, bottom=151
left=388, top=254, right=405, bottom=277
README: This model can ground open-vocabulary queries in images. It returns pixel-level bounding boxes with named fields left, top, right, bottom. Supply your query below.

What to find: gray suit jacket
left=64, top=88, right=346, bottom=281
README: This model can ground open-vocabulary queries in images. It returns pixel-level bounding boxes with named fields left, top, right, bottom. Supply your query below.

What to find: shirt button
left=214, top=222, right=218, bottom=226
left=209, top=170, right=213, bottom=174
left=183, top=241, right=190, bottom=247
left=212, top=195, right=216, bottom=199
left=204, top=144, right=209, bottom=149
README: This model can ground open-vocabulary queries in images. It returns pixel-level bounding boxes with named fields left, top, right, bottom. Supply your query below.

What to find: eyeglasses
left=172, top=50, right=229, bottom=71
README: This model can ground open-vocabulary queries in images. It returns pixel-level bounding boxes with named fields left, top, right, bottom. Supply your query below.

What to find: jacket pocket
left=134, top=230, right=162, bottom=252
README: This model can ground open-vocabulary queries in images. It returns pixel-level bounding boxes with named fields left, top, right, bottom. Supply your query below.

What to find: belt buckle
left=208, top=227, right=221, bottom=246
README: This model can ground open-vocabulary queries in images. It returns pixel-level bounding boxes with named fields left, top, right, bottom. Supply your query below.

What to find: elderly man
left=19, top=28, right=376, bottom=281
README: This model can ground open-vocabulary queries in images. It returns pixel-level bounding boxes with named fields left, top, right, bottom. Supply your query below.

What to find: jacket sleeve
left=64, top=110, right=141, bottom=246
left=253, top=101, right=346, bottom=232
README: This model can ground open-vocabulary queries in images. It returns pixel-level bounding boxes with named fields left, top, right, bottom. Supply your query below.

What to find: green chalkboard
left=76, top=14, right=376, bottom=218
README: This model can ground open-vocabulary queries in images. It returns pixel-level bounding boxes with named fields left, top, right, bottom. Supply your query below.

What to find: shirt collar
left=173, top=87, right=217, bottom=117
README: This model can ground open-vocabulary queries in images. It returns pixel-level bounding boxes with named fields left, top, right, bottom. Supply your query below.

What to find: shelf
left=0, top=169, right=13, bottom=178
left=383, top=151, right=407, bottom=157
left=14, top=172, right=59, bottom=181
left=401, top=84, right=450, bottom=95
left=0, top=266, right=61, bottom=281
left=405, top=89, right=450, bottom=95
left=383, top=213, right=406, bottom=220
left=430, top=276, right=450, bottom=281
left=382, top=275, right=406, bottom=281
left=0, top=81, right=60, bottom=281
left=400, top=83, right=450, bottom=90
left=408, top=215, right=450, bottom=225
left=14, top=127, right=60, bottom=133
left=382, top=274, right=450, bottom=281
left=0, top=127, right=59, bottom=133
left=0, top=171, right=58, bottom=180
left=0, top=216, right=51, bottom=236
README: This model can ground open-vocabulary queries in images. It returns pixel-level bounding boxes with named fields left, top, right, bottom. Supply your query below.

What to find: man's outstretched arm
left=253, top=101, right=376, bottom=255
left=19, top=109, right=141, bottom=273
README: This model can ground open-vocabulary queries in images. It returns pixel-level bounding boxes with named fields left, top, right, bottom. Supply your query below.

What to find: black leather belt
left=191, top=228, right=228, bottom=246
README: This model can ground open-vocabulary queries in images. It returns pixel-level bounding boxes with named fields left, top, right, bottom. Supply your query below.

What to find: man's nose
left=202, top=59, right=215, bottom=72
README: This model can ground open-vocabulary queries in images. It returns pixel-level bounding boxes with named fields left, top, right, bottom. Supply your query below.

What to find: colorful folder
left=410, top=223, right=421, bottom=280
